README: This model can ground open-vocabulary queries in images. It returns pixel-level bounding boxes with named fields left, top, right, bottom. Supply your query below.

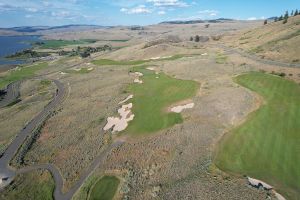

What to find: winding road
left=213, top=43, right=300, bottom=68
left=0, top=78, right=124, bottom=200
left=0, top=81, right=21, bottom=108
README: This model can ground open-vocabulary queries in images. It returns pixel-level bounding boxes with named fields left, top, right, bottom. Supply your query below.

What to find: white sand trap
left=88, top=67, right=94, bottom=71
left=134, top=78, right=143, bottom=84
left=73, top=68, right=81, bottom=71
left=201, top=53, right=208, bottom=56
left=171, top=103, right=195, bottom=113
left=59, top=71, right=67, bottom=75
left=247, top=177, right=273, bottom=190
left=274, top=192, right=286, bottom=200
left=134, top=72, right=143, bottom=77
left=147, top=67, right=156, bottom=71
left=103, top=103, right=134, bottom=133
left=119, top=94, right=133, bottom=104
left=150, top=57, right=161, bottom=60
left=156, top=76, right=159, bottom=79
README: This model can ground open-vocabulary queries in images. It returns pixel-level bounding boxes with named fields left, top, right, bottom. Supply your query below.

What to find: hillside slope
left=224, top=15, right=300, bottom=63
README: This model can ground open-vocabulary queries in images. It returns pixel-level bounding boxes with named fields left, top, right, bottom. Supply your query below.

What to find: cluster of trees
left=274, top=10, right=299, bottom=24
left=190, top=35, right=210, bottom=42
left=6, top=49, right=50, bottom=59
left=59, top=44, right=112, bottom=58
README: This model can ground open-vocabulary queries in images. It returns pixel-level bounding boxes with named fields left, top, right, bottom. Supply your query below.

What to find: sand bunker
left=134, top=79, right=143, bottom=84
left=103, top=103, right=134, bottom=133
left=247, top=177, right=286, bottom=200
left=171, top=103, right=195, bottom=113
left=133, top=72, right=143, bottom=84
left=59, top=71, right=67, bottom=75
left=73, top=68, right=81, bottom=71
left=119, top=95, right=133, bottom=104
left=149, top=56, right=172, bottom=60
left=147, top=67, right=156, bottom=71
left=88, top=67, right=94, bottom=71
left=247, top=177, right=272, bottom=190
left=134, top=72, right=143, bottom=77
left=201, top=53, right=208, bottom=56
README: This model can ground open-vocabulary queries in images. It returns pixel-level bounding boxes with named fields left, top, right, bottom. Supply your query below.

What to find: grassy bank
left=126, top=67, right=198, bottom=135
left=0, top=170, right=55, bottom=200
left=0, top=62, right=48, bottom=89
left=88, top=176, right=120, bottom=200
left=215, top=72, right=300, bottom=199
left=92, top=55, right=191, bottom=66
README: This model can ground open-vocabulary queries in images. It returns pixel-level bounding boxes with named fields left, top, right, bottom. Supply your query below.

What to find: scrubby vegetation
left=0, top=62, right=48, bottom=89
left=125, top=67, right=198, bottom=135
left=215, top=72, right=300, bottom=200
left=88, top=176, right=120, bottom=200
left=5, top=49, right=50, bottom=59
left=0, top=170, right=55, bottom=200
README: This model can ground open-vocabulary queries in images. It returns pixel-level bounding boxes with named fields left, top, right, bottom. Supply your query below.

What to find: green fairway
left=88, top=176, right=120, bottom=200
left=92, top=55, right=191, bottom=66
left=38, top=39, right=96, bottom=49
left=92, top=59, right=148, bottom=66
left=0, top=62, right=48, bottom=89
left=215, top=72, right=300, bottom=199
left=125, top=67, right=198, bottom=135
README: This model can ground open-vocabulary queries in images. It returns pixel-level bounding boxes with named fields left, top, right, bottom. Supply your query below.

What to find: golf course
left=215, top=72, right=300, bottom=199
left=125, top=66, right=199, bottom=135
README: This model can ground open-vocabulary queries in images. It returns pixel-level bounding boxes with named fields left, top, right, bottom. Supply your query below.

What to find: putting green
left=125, top=67, right=199, bottom=135
left=215, top=72, right=300, bottom=199
left=88, top=176, right=120, bottom=200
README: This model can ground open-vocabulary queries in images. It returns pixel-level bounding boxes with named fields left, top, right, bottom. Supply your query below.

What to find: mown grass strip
left=125, top=66, right=199, bottom=135
left=0, top=62, right=48, bottom=89
left=88, top=176, right=120, bottom=200
left=215, top=72, right=300, bottom=199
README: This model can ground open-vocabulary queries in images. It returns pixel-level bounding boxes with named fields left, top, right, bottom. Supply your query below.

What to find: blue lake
left=0, top=35, right=41, bottom=65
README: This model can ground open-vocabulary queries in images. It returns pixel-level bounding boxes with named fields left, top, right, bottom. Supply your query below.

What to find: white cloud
left=158, top=10, right=166, bottom=15
left=147, top=0, right=188, bottom=7
left=121, top=5, right=152, bottom=14
left=247, top=17, right=257, bottom=20
left=198, top=10, right=219, bottom=16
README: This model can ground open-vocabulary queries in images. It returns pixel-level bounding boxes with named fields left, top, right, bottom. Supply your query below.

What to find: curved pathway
left=0, top=81, right=21, bottom=108
left=213, top=43, right=300, bottom=68
left=0, top=78, right=124, bottom=200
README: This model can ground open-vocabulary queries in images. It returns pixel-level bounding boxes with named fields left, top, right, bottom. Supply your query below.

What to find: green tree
left=264, top=20, right=268, bottom=25
left=195, top=35, right=200, bottom=42
left=190, top=36, right=193, bottom=41
left=291, top=10, right=294, bottom=16
left=274, top=17, right=278, bottom=22
left=278, top=15, right=283, bottom=21
left=284, top=10, right=289, bottom=19
left=295, top=9, right=299, bottom=16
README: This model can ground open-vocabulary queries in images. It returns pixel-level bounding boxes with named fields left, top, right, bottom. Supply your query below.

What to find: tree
left=274, top=17, right=278, bottom=22
left=195, top=35, right=200, bottom=42
left=295, top=9, right=299, bottom=16
left=278, top=15, right=283, bottom=21
left=264, top=20, right=268, bottom=25
left=190, top=36, right=193, bottom=41
left=291, top=10, right=294, bottom=16
left=284, top=10, right=289, bottom=19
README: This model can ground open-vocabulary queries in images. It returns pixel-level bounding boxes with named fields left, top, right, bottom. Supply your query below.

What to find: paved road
left=0, top=81, right=21, bottom=108
left=0, top=80, right=65, bottom=189
left=0, top=78, right=124, bottom=200
left=213, top=44, right=300, bottom=68
left=17, top=141, right=124, bottom=200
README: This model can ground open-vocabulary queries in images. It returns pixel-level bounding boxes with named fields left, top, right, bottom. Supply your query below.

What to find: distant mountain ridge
left=0, top=24, right=107, bottom=33
left=160, top=18, right=234, bottom=24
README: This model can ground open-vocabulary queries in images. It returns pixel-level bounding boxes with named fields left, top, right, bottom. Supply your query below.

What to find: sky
left=0, top=0, right=299, bottom=27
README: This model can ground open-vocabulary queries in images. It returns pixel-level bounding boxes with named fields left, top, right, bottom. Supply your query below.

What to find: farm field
left=215, top=72, right=300, bottom=199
